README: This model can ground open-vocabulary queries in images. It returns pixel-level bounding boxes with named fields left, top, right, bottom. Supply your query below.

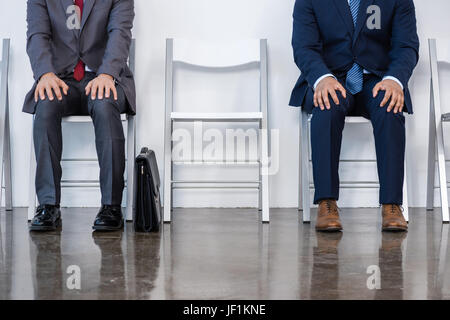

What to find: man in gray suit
left=24, top=0, right=135, bottom=231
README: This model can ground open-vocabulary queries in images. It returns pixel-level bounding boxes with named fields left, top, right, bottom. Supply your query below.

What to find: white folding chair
left=299, top=110, right=409, bottom=223
left=426, top=38, right=450, bottom=223
left=163, top=39, right=270, bottom=223
left=0, top=39, right=12, bottom=211
left=27, top=39, right=137, bottom=221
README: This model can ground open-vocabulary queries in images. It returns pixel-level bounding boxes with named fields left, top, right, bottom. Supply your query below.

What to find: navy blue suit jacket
left=289, top=0, right=419, bottom=114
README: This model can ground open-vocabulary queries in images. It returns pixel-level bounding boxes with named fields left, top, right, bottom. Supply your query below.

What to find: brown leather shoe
left=382, top=204, right=408, bottom=232
left=316, top=199, right=343, bottom=232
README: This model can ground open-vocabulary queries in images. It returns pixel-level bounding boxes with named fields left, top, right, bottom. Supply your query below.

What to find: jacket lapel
left=353, top=0, right=375, bottom=44
left=332, top=0, right=355, bottom=35
left=80, top=0, right=96, bottom=33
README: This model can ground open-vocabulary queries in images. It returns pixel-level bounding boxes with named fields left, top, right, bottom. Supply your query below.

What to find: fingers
left=39, top=86, right=46, bottom=101
left=85, top=80, right=93, bottom=96
left=336, top=83, right=347, bottom=99
left=322, top=89, right=331, bottom=110
left=111, top=85, right=118, bottom=101
left=34, top=87, right=39, bottom=102
left=45, top=84, right=54, bottom=101
left=104, top=84, right=111, bottom=99
left=313, top=91, right=319, bottom=108
left=87, top=78, right=116, bottom=100
left=35, top=76, right=69, bottom=102
left=59, top=79, right=69, bottom=96
left=50, top=80, right=63, bottom=101
left=91, top=81, right=99, bottom=100
left=386, top=92, right=397, bottom=112
left=372, top=82, right=382, bottom=98
left=97, top=82, right=105, bottom=99
left=317, top=91, right=325, bottom=110
left=399, top=94, right=405, bottom=113
left=393, top=95, right=405, bottom=114
left=379, top=89, right=391, bottom=107
left=315, top=87, right=343, bottom=111
left=329, top=88, right=340, bottom=106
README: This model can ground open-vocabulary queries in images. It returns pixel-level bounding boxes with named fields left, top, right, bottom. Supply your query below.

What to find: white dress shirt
left=313, top=0, right=403, bottom=90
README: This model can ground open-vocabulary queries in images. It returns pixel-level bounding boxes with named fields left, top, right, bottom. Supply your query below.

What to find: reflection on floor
left=0, top=207, right=449, bottom=300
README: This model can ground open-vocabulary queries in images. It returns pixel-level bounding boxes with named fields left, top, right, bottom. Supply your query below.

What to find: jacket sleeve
left=97, top=0, right=135, bottom=81
left=385, top=0, right=420, bottom=88
left=292, top=0, right=332, bottom=88
left=26, top=0, right=57, bottom=81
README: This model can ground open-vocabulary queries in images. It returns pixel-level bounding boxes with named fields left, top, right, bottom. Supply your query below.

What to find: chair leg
left=436, top=116, right=450, bottom=223
left=258, top=181, right=262, bottom=212
left=403, top=157, right=409, bottom=222
left=429, top=41, right=450, bottom=223
left=4, top=98, right=12, bottom=211
left=300, top=109, right=311, bottom=223
left=298, top=111, right=302, bottom=212
left=28, top=123, right=37, bottom=221
left=431, top=80, right=450, bottom=222
left=0, top=80, right=5, bottom=210
left=258, top=123, right=262, bottom=212
left=126, top=116, right=136, bottom=222
left=427, top=89, right=437, bottom=211
left=260, top=124, right=270, bottom=223
left=163, top=121, right=172, bottom=223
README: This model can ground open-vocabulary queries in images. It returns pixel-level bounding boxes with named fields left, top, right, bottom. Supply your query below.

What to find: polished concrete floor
left=0, top=207, right=449, bottom=300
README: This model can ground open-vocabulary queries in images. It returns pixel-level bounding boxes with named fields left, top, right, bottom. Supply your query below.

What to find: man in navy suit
left=290, top=0, right=419, bottom=232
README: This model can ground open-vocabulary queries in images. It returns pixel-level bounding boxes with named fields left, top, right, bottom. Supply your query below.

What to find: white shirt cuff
left=313, top=74, right=336, bottom=90
left=383, top=76, right=404, bottom=90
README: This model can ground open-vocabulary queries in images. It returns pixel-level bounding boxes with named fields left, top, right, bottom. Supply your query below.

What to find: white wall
left=1, top=0, right=450, bottom=208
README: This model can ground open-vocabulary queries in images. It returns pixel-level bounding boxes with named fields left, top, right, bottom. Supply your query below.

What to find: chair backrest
left=171, top=39, right=261, bottom=68
left=429, top=39, right=448, bottom=117
left=0, top=39, right=10, bottom=108
left=165, top=38, right=268, bottom=115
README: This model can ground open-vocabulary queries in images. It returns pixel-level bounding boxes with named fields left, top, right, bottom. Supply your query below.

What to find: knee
left=89, top=97, right=119, bottom=121
left=314, top=89, right=349, bottom=114
left=369, top=92, right=405, bottom=123
left=34, top=99, right=62, bottom=123
left=312, top=100, right=348, bottom=123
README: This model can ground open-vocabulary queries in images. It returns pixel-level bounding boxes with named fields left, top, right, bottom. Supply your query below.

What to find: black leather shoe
left=29, top=205, right=62, bottom=231
left=93, top=205, right=124, bottom=231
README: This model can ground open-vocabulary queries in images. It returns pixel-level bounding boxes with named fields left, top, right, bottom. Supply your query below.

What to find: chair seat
left=306, top=114, right=370, bottom=123
left=171, top=112, right=263, bottom=122
left=62, top=114, right=128, bottom=122
left=442, top=113, right=450, bottom=122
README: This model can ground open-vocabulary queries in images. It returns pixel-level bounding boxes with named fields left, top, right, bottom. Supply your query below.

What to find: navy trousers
left=304, top=75, right=406, bottom=205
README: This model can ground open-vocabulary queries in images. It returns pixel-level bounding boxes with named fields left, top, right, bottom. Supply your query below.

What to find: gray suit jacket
left=23, top=0, right=136, bottom=115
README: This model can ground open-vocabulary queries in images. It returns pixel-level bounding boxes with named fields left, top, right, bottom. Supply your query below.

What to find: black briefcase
left=133, top=147, right=161, bottom=232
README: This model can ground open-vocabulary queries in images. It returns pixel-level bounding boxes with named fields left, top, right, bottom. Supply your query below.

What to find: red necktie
left=73, top=0, right=85, bottom=81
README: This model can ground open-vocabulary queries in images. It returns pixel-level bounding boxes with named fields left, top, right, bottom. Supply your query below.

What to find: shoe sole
left=382, top=226, right=408, bottom=232
left=29, top=218, right=62, bottom=232
left=316, top=227, right=343, bottom=232
left=92, top=221, right=124, bottom=232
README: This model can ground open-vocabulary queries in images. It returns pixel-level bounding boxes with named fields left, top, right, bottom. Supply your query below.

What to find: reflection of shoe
left=382, top=204, right=408, bottom=232
left=315, top=199, right=343, bottom=232
left=381, top=231, right=407, bottom=251
left=316, top=232, right=343, bottom=253
left=93, top=205, right=124, bottom=231
left=29, top=205, right=62, bottom=231
left=92, top=231, right=123, bottom=248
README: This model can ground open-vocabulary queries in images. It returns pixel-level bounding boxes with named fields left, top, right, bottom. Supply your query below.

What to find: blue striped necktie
left=346, top=0, right=364, bottom=95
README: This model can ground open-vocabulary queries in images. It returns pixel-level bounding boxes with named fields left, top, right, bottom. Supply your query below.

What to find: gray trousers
left=34, top=72, right=127, bottom=206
